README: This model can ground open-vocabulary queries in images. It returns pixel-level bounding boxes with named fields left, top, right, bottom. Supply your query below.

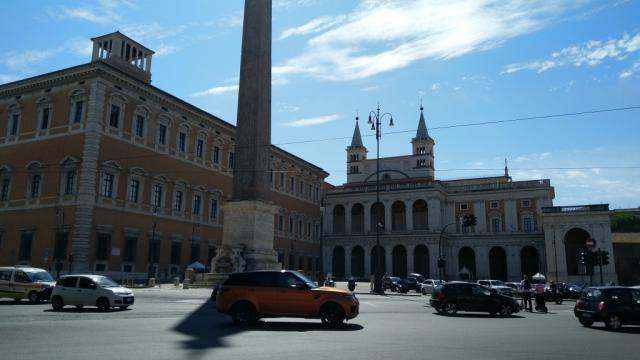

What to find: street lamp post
left=438, top=222, right=456, bottom=281
left=148, top=206, right=158, bottom=282
left=368, top=104, right=393, bottom=295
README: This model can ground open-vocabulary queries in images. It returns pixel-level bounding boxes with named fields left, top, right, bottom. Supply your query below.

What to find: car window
left=478, top=281, right=489, bottom=286
left=631, top=290, right=640, bottom=302
left=473, top=285, right=491, bottom=296
left=606, top=289, right=632, bottom=302
left=582, top=288, right=601, bottom=300
left=61, top=277, right=78, bottom=288
left=0, top=270, right=12, bottom=281
left=14, top=271, right=31, bottom=283
left=78, top=277, right=96, bottom=289
left=27, top=271, right=54, bottom=282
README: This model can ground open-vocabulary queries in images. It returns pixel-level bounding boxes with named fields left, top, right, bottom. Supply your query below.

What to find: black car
left=430, top=282, right=521, bottom=317
left=382, top=276, right=402, bottom=292
left=396, top=273, right=424, bottom=293
left=574, top=286, right=640, bottom=330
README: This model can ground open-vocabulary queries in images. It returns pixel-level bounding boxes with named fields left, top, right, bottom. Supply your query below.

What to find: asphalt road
left=0, top=285, right=636, bottom=360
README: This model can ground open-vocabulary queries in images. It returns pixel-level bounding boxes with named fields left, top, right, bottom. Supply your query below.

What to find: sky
left=1, top=0, right=639, bottom=209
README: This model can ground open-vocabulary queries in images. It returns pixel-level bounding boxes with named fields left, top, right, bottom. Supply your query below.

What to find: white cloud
left=283, top=114, right=340, bottom=127
left=66, top=39, right=93, bottom=57
left=619, top=59, right=640, bottom=78
left=0, top=48, right=62, bottom=70
left=362, top=85, right=379, bottom=92
left=279, top=16, right=346, bottom=40
left=154, top=44, right=179, bottom=57
left=431, top=83, right=441, bottom=91
left=191, top=85, right=239, bottom=97
left=59, top=0, right=133, bottom=24
left=502, top=31, right=640, bottom=74
left=278, top=104, right=301, bottom=113
left=273, top=0, right=583, bottom=81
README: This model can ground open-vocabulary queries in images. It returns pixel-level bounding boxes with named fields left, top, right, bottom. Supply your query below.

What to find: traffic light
left=584, top=251, right=595, bottom=275
left=592, top=251, right=601, bottom=267
left=579, top=252, right=586, bottom=264
left=462, top=214, right=477, bottom=227
left=601, top=251, right=610, bottom=266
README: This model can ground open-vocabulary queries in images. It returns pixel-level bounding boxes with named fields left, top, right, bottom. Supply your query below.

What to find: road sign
left=586, top=237, right=596, bottom=249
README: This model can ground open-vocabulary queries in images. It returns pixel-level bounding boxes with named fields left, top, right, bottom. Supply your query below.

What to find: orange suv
left=216, top=270, right=359, bottom=326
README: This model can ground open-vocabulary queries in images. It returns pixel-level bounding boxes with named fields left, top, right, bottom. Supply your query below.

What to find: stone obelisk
left=215, top=0, right=278, bottom=272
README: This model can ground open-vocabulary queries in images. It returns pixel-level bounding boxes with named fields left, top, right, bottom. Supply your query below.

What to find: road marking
left=175, top=299, right=205, bottom=304
left=357, top=301, right=377, bottom=307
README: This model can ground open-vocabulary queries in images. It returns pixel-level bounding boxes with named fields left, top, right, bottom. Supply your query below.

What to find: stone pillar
left=324, top=205, right=333, bottom=235
left=476, top=246, right=489, bottom=279
left=384, top=201, right=392, bottom=234
left=345, top=245, right=352, bottom=278
left=429, top=244, right=439, bottom=279
left=474, top=201, right=487, bottom=233
left=364, top=203, right=371, bottom=234
left=385, top=245, right=392, bottom=276
left=406, top=244, right=415, bottom=274
left=504, top=200, right=517, bottom=233
left=405, top=200, right=413, bottom=231
left=345, top=204, right=352, bottom=233
left=364, top=244, right=371, bottom=277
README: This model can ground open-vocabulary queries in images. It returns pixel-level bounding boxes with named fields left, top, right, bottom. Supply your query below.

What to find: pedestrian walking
left=521, top=275, right=532, bottom=312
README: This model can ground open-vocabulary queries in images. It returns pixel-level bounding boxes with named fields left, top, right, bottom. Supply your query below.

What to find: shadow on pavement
left=589, top=325, right=640, bottom=334
left=42, top=307, right=131, bottom=313
left=432, top=312, right=525, bottom=319
left=172, top=300, right=363, bottom=351
left=0, top=300, right=48, bottom=306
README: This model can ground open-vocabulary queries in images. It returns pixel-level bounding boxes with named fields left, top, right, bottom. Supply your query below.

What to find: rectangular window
left=53, top=232, right=68, bottom=260
left=10, top=114, right=19, bottom=135
left=208, top=246, right=217, bottom=264
left=289, top=218, right=294, bottom=234
left=74, top=101, right=83, bottom=123
left=65, top=171, right=75, bottom=195
left=228, top=152, right=234, bottom=169
left=101, top=173, right=114, bottom=197
left=300, top=180, right=304, bottom=196
left=124, top=237, right=136, bottom=262
left=178, top=132, right=186, bottom=152
left=31, top=174, right=41, bottom=198
left=492, top=218, right=501, bottom=233
left=41, top=108, right=50, bottom=129
left=109, top=105, right=120, bottom=128
left=290, top=177, right=295, bottom=192
left=521, top=200, right=530, bottom=208
left=135, top=115, right=145, bottom=137
left=128, top=179, right=140, bottom=202
left=213, top=146, right=220, bottom=164
left=460, top=203, right=468, bottom=210
left=19, top=233, right=32, bottom=261
left=1, top=178, right=10, bottom=201
left=190, top=243, right=200, bottom=263
left=174, top=190, right=183, bottom=211
left=298, top=220, right=303, bottom=235
left=96, top=235, right=110, bottom=260
left=158, top=124, right=167, bottom=145
left=278, top=215, right=284, bottom=231
left=210, top=199, right=218, bottom=219
left=152, top=184, right=163, bottom=208
left=193, top=195, right=201, bottom=215
left=490, top=201, right=499, bottom=209
left=280, top=173, right=284, bottom=189
left=523, top=217, right=532, bottom=232
left=196, top=139, right=203, bottom=158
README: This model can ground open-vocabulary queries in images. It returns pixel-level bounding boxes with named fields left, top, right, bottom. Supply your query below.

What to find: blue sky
left=1, top=0, right=639, bottom=209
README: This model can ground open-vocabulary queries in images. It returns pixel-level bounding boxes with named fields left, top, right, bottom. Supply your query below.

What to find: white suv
left=51, top=275, right=134, bottom=311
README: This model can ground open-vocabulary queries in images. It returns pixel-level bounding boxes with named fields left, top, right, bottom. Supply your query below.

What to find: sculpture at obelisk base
left=211, top=0, right=279, bottom=274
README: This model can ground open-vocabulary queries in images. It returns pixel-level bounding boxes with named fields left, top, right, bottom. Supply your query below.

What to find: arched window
left=391, top=201, right=406, bottom=231
left=413, top=199, right=428, bottom=230
left=351, top=203, right=364, bottom=233
left=332, top=205, right=345, bottom=233
left=370, top=202, right=385, bottom=232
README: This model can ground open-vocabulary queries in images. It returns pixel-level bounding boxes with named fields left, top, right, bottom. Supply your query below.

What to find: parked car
left=0, top=266, right=56, bottom=302
left=216, top=270, right=359, bottom=326
left=574, top=286, right=640, bottom=330
left=382, top=276, right=402, bottom=292
left=51, top=275, right=134, bottom=311
left=477, top=279, right=517, bottom=298
left=421, top=279, right=445, bottom=295
left=397, top=273, right=424, bottom=293
left=430, top=282, right=520, bottom=317
left=566, top=283, right=586, bottom=299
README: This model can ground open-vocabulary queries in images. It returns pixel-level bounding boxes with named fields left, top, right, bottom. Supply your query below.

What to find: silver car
left=421, top=279, right=445, bottom=295
left=51, top=275, right=134, bottom=311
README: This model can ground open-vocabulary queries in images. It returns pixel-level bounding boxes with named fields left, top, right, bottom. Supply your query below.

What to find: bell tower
left=346, top=115, right=367, bottom=183
left=411, top=105, right=435, bottom=180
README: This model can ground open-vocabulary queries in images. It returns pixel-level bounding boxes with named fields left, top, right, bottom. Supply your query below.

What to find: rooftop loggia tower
left=91, top=31, right=154, bottom=84
left=346, top=116, right=368, bottom=183
left=411, top=105, right=435, bottom=180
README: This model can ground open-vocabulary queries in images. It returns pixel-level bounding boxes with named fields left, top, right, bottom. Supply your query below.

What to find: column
left=504, top=200, right=517, bottom=233
left=345, top=204, right=352, bottom=233
left=345, top=245, right=352, bottom=278
left=476, top=246, right=489, bottom=279
left=384, top=201, right=392, bottom=234
left=405, top=200, right=413, bottom=231
left=429, top=244, right=439, bottom=279
left=406, top=244, right=415, bottom=274
left=364, top=203, right=371, bottom=234
left=507, top=245, right=522, bottom=281
left=385, top=245, right=392, bottom=276
left=324, top=204, right=333, bottom=235
left=364, top=244, right=371, bottom=277
left=474, top=201, right=487, bottom=233
left=428, top=199, right=439, bottom=231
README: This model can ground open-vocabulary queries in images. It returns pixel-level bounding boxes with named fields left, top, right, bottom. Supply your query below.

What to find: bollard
left=183, top=278, right=191, bottom=289
left=148, top=277, right=156, bottom=288
left=173, top=277, right=180, bottom=287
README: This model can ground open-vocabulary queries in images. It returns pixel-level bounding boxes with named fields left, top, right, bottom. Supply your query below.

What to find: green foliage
left=611, top=212, right=640, bottom=232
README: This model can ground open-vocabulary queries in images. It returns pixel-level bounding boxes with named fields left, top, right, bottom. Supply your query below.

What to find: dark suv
left=397, top=273, right=424, bottom=293
left=574, top=286, right=640, bottom=330
left=430, top=282, right=520, bottom=317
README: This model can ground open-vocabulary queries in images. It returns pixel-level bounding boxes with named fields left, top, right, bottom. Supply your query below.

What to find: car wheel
left=444, top=302, right=457, bottom=316
left=499, top=304, right=513, bottom=317
left=579, top=318, right=593, bottom=327
left=231, top=301, right=257, bottom=325
left=51, top=296, right=64, bottom=311
left=605, top=314, right=622, bottom=330
left=28, top=291, right=39, bottom=303
left=97, top=297, right=110, bottom=311
left=320, top=303, right=345, bottom=327
left=75, top=305, right=84, bottom=309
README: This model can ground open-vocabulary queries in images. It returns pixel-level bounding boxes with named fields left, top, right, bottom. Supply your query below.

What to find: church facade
left=322, top=108, right=618, bottom=284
